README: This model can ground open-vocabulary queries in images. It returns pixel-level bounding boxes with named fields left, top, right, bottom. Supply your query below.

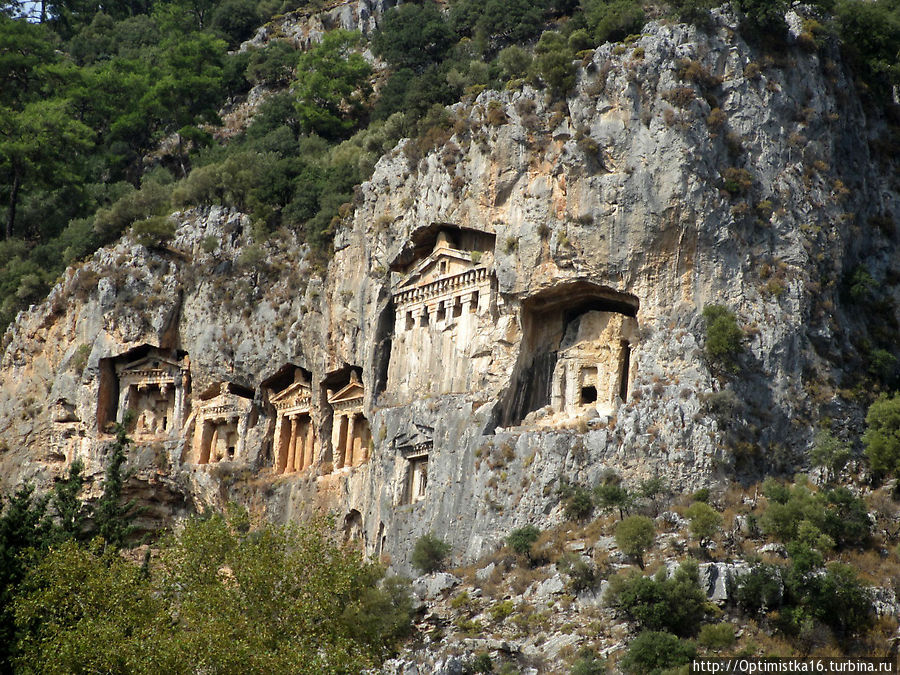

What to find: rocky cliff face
left=1, top=9, right=897, bottom=572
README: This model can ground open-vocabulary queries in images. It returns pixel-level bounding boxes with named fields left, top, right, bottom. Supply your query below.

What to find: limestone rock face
left=1, top=12, right=898, bottom=572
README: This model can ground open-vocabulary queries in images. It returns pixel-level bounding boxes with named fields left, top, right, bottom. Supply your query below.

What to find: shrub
left=697, top=622, right=735, bottom=650
left=809, top=429, right=850, bottom=484
left=245, top=40, right=296, bottom=86
left=534, top=31, right=575, bottom=98
left=469, top=652, right=493, bottom=673
left=498, top=45, right=532, bottom=79
left=614, top=515, right=655, bottom=569
left=606, top=560, right=707, bottom=636
left=721, top=167, right=753, bottom=196
left=702, top=305, right=743, bottom=372
left=570, top=647, right=606, bottom=675
left=620, top=631, right=696, bottom=674
left=131, top=216, right=175, bottom=249
left=731, top=563, right=783, bottom=616
left=411, top=533, right=451, bottom=574
left=594, top=480, right=632, bottom=520
left=557, top=552, right=597, bottom=593
left=582, top=0, right=645, bottom=45
left=507, top=525, right=541, bottom=557
left=685, top=502, right=722, bottom=548
left=562, top=485, right=594, bottom=522
left=863, top=393, right=900, bottom=479
left=759, top=479, right=870, bottom=550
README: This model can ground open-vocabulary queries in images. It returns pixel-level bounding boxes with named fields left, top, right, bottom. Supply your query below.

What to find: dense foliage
left=0, top=465, right=411, bottom=674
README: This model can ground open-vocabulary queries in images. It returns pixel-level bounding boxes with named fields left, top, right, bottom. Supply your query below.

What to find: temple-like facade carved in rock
left=99, top=347, right=191, bottom=438
left=326, top=371, right=371, bottom=471
left=499, top=281, right=640, bottom=427
left=267, top=367, right=316, bottom=474
left=393, top=424, right=433, bottom=505
left=551, top=311, right=638, bottom=419
left=386, top=226, right=497, bottom=399
left=191, top=382, right=255, bottom=464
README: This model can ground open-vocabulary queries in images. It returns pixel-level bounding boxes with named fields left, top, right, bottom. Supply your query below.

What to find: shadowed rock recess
left=0, top=12, right=897, bottom=574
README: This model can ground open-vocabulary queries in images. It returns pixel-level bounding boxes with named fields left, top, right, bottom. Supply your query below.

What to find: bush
left=411, top=533, right=451, bottom=574
left=606, top=560, right=707, bottom=637
left=759, top=479, right=871, bottom=549
left=581, top=0, right=645, bottom=45
left=562, top=485, right=594, bottom=522
left=614, top=515, right=655, bottom=569
left=684, top=502, right=722, bottom=548
left=697, top=622, right=735, bottom=650
left=731, top=563, right=783, bottom=616
left=507, top=524, right=540, bottom=557
left=131, top=216, right=175, bottom=249
left=620, top=631, right=696, bottom=675
left=557, top=552, right=596, bottom=593
left=809, top=429, right=850, bottom=484
left=570, top=647, right=606, bottom=675
left=702, top=304, right=743, bottom=372
left=594, top=481, right=632, bottom=520
left=863, top=393, right=900, bottom=479
left=721, top=167, right=753, bottom=196
left=534, top=31, right=575, bottom=98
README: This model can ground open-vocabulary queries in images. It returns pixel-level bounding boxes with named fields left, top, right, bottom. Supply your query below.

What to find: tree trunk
left=6, top=168, right=20, bottom=240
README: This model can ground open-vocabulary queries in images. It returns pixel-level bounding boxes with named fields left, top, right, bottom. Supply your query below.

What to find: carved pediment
left=328, top=381, right=364, bottom=405
left=270, top=381, right=311, bottom=412
left=397, top=248, right=480, bottom=291
left=198, top=390, right=253, bottom=420
left=116, top=355, right=185, bottom=386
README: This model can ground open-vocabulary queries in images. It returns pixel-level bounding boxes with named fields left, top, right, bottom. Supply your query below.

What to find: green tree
left=809, top=429, right=850, bottom=485
left=293, top=30, right=372, bottom=139
left=863, top=393, right=900, bottom=479
left=606, top=560, right=707, bottom=637
left=0, top=98, right=94, bottom=239
left=581, top=0, right=644, bottom=45
left=594, top=481, right=632, bottom=520
left=570, top=647, right=606, bottom=675
left=0, top=483, right=53, bottom=671
left=620, top=631, right=696, bottom=675
left=50, top=458, right=90, bottom=542
left=685, top=501, right=722, bottom=549
left=702, top=304, right=743, bottom=372
left=93, top=424, right=141, bottom=549
left=13, top=539, right=168, bottom=674
left=372, top=3, right=454, bottom=70
left=615, top=515, right=655, bottom=569
left=411, top=532, right=451, bottom=574
left=507, top=524, right=541, bottom=557
left=534, top=30, right=575, bottom=98
left=13, top=510, right=412, bottom=673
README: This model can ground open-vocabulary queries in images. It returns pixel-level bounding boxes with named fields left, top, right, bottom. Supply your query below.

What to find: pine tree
left=93, top=424, right=142, bottom=550
left=0, top=483, right=53, bottom=672
left=50, top=457, right=89, bottom=543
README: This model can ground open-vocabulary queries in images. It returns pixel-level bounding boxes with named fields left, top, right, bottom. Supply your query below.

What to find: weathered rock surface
left=1, top=10, right=898, bottom=576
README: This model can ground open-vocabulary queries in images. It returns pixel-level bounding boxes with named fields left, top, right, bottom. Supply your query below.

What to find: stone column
left=335, top=414, right=348, bottom=469
left=286, top=415, right=298, bottom=472
left=196, top=419, right=214, bottom=464
left=303, top=417, right=315, bottom=470
left=345, top=413, right=356, bottom=467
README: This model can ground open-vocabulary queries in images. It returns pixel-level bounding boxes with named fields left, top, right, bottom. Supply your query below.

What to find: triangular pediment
left=397, top=248, right=478, bottom=291
left=270, top=381, right=311, bottom=406
left=329, top=381, right=364, bottom=404
left=118, top=355, right=182, bottom=375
